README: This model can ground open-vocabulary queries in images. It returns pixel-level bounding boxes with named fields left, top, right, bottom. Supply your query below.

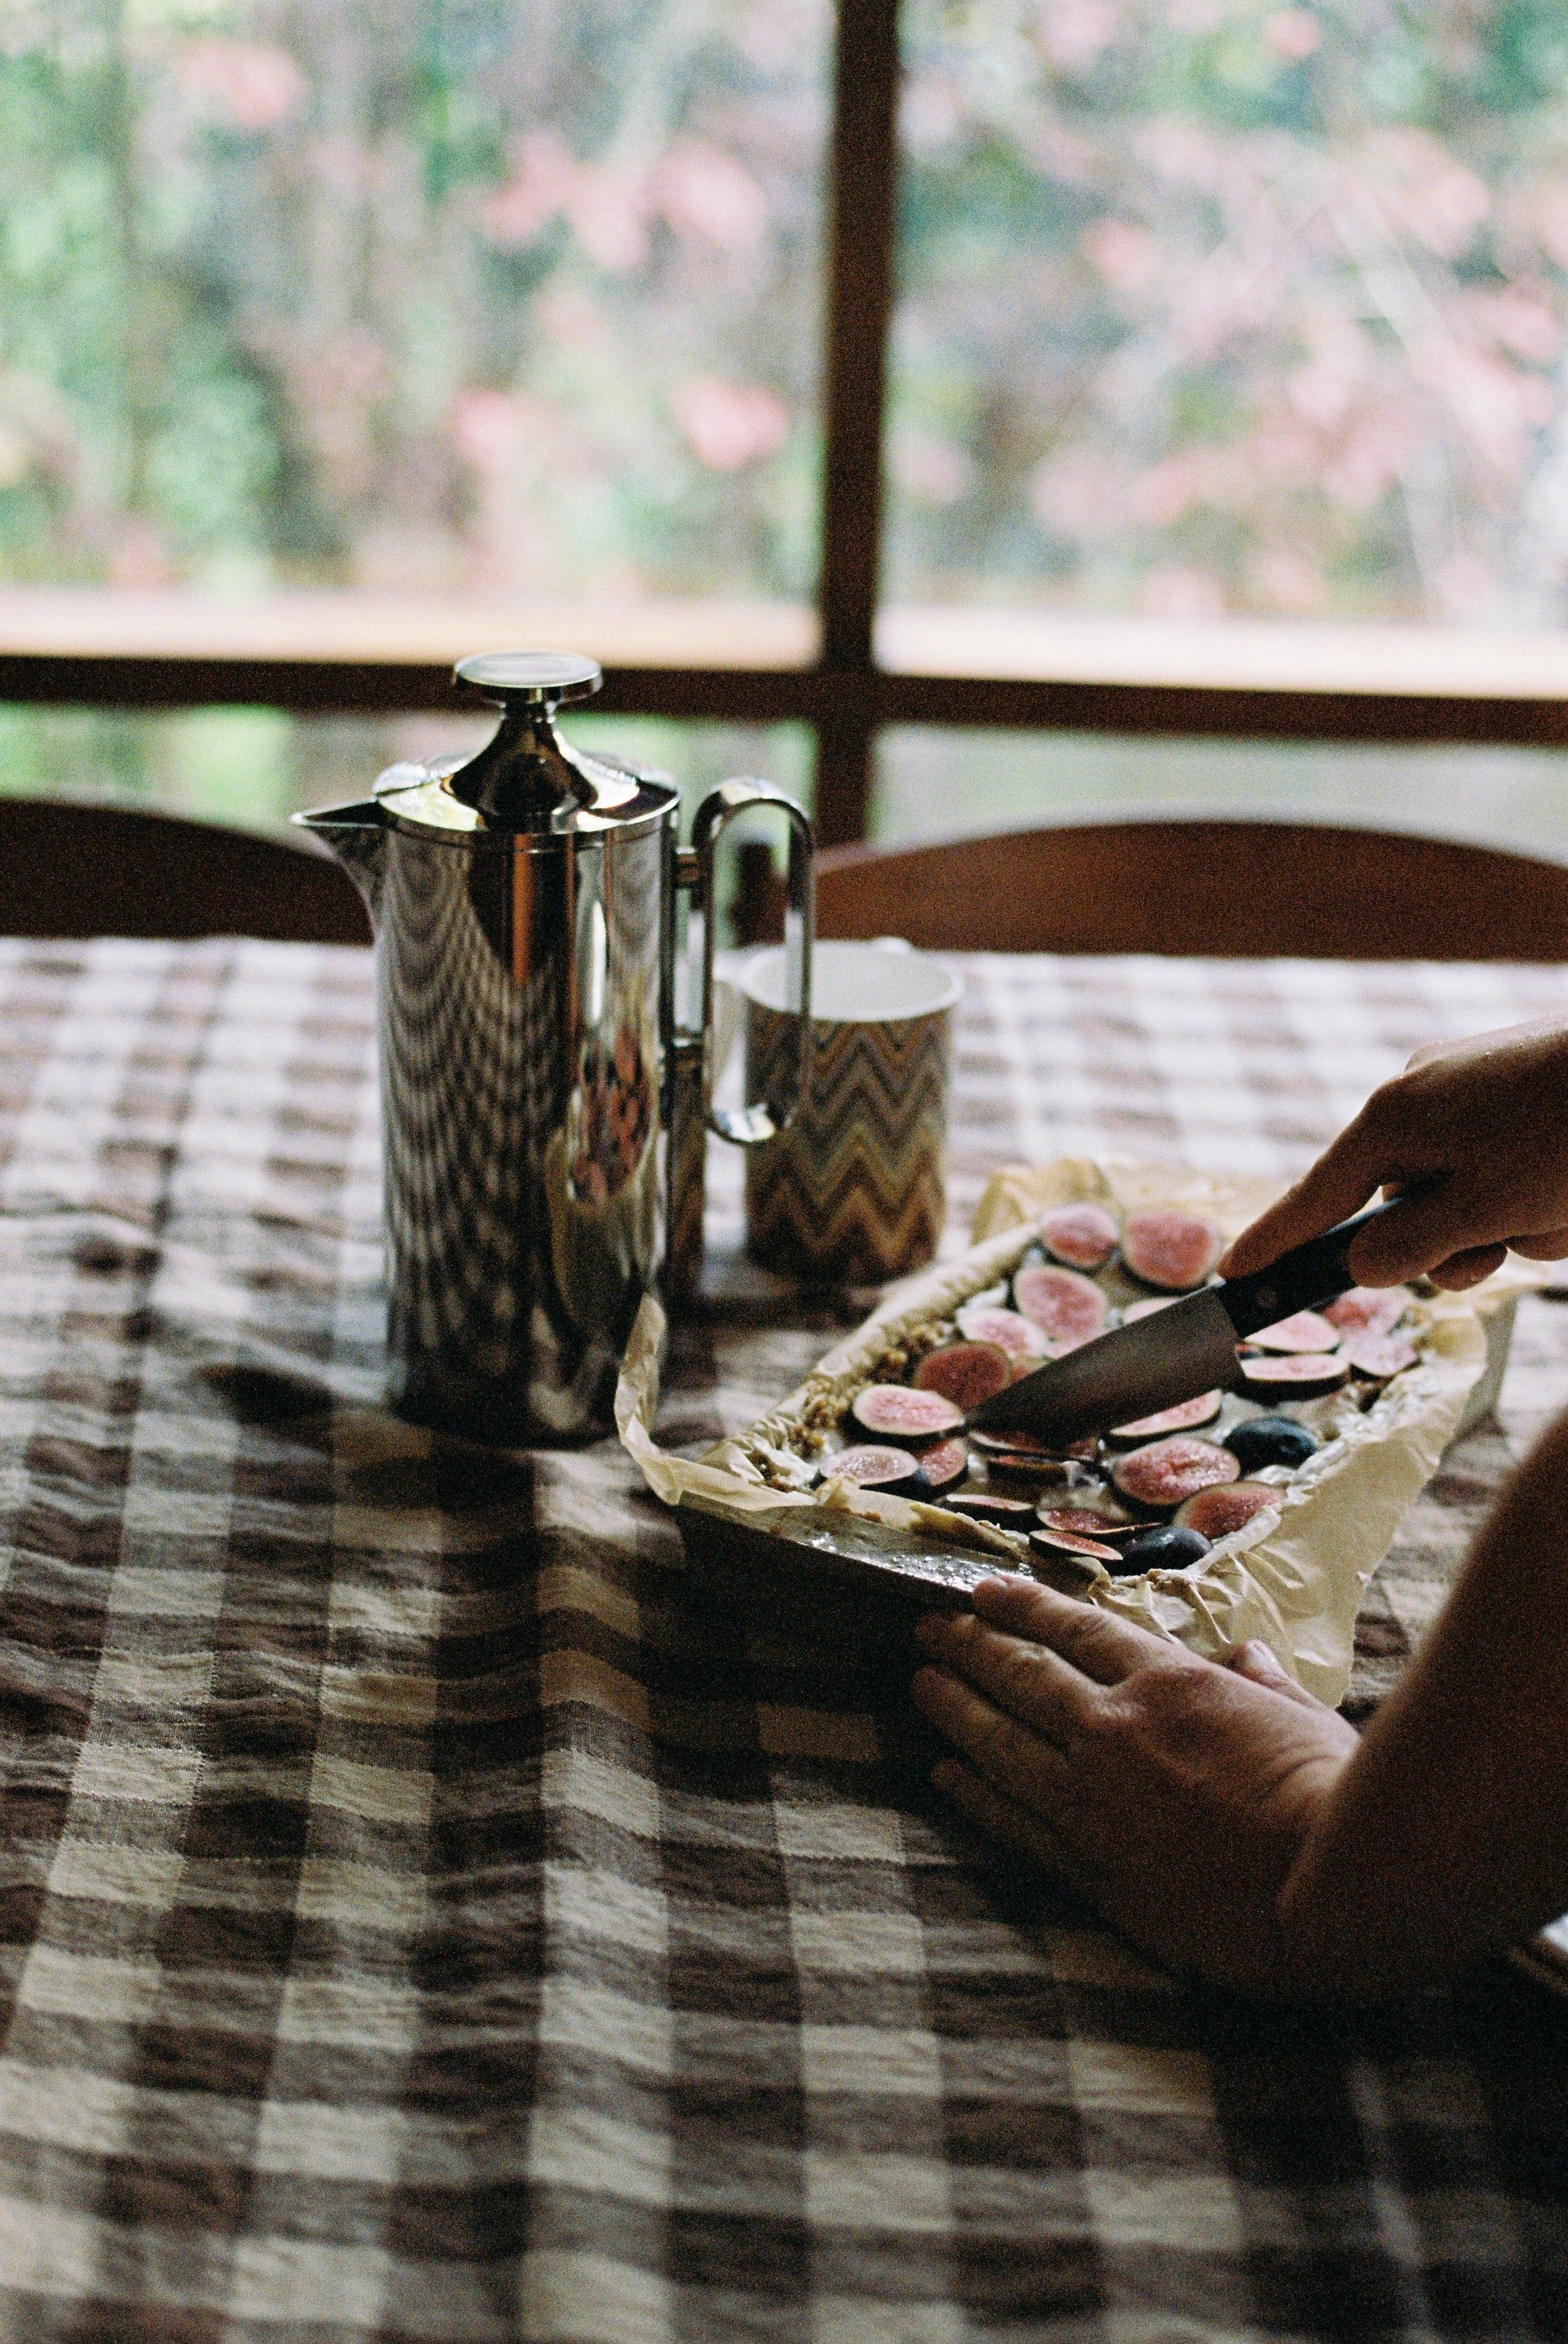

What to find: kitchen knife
left=966, top=1196, right=1410, bottom=1447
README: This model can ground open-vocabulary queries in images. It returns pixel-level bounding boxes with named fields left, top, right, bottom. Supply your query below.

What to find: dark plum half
left=1116, top=1523, right=1213, bottom=1572
left=1224, top=1415, right=1318, bottom=1472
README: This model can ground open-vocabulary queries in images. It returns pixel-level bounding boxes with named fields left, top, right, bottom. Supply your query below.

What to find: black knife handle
left=1221, top=1194, right=1413, bottom=1339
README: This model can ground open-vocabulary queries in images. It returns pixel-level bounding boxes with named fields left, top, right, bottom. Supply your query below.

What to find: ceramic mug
left=740, top=939, right=961, bottom=1283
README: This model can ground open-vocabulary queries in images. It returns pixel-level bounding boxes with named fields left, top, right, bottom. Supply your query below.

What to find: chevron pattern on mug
left=740, top=941, right=960, bottom=1284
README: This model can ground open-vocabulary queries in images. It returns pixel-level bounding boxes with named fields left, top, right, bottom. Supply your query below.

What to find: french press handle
left=666, top=780, right=814, bottom=1301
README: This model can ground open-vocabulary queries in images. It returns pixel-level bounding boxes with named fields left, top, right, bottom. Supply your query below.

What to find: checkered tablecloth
left=3, top=936, right=1568, bottom=2344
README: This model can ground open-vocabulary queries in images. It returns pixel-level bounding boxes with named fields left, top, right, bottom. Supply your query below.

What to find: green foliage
left=889, top=0, right=1568, bottom=620
left=0, top=1, right=1565, bottom=623
left=0, top=0, right=826, bottom=596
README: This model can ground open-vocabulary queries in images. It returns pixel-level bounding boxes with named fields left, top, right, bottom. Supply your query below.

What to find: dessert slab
left=619, top=1156, right=1529, bottom=1704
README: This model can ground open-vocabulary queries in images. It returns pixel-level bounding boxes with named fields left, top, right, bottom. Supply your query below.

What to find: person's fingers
left=1346, top=1176, right=1484, bottom=1284
left=967, top=1573, right=1175, bottom=1683
left=1228, top=1638, right=1328, bottom=1710
left=1506, top=1227, right=1568, bottom=1264
left=1217, top=1109, right=1397, bottom=1276
left=930, top=1755, right=1087, bottom=1884
left=912, top=1664, right=1074, bottom=1810
left=915, top=1609, right=1101, bottom=1742
left=1425, top=1243, right=1509, bottom=1291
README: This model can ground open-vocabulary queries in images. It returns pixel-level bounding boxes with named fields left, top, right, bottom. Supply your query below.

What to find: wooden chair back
left=0, top=800, right=369, bottom=945
left=815, top=820, right=1568, bottom=958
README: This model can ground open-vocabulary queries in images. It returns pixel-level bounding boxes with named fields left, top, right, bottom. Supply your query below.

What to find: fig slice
left=1012, top=1262, right=1108, bottom=1349
left=914, top=1435, right=970, bottom=1494
left=1110, top=1435, right=1239, bottom=1513
left=851, top=1383, right=964, bottom=1443
left=1038, top=1203, right=1119, bottom=1273
left=1237, top=1351, right=1348, bottom=1401
left=1174, top=1480, right=1276, bottom=1540
left=1342, top=1332, right=1420, bottom=1382
left=969, top=1426, right=1078, bottom=1458
left=823, top=1444, right=924, bottom=1493
left=1119, top=1209, right=1224, bottom=1292
left=1247, top=1309, right=1341, bottom=1354
left=1324, top=1286, right=1408, bottom=1337
left=1107, top=1389, right=1223, bottom=1442
left=954, top=1303, right=1050, bottom=1364
left=981, top=1450, right=1078, bottom=1486
left=913, top=1341, right=1012, bottom=1413
left=937, top=1491, right=1038, bottom=1526
left=1029, top=1525, right=1123, bottom=1564
left=1038, top=1504, right=1137, bottom=1542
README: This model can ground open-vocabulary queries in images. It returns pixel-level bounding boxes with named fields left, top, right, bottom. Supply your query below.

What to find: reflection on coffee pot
left=297, top=653, right=812, bottom=1445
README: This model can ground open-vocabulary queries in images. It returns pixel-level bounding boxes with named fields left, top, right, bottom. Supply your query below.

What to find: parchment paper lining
left=617, top=1157, right=1526, bottom=1704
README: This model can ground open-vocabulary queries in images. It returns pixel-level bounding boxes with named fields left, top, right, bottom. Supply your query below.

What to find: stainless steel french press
left=297, top=652, right=813, bottom=1445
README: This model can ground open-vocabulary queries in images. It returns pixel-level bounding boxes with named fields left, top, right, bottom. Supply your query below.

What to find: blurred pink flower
left=1263, top=11, right=1322, bottom=63
left=1029, top=451, right=1127, bottom=544
left=1137, top=565, right=1227, bottom=617
left=1322, top=410, right=1415, bottom=512
left=1249, top=548, right=1329, bottom=612
left=1038, top=0, right=1119, bottom=75
left=1082, top=218, right=1157, bottom=295
left=451, top=389, right=527, bottom=472
left=657, top=140, right=769, bottom=255
left=481, top=130, right=576, bottom=247
left=567, top=166, right=651, bottom=273
left=1534, top=179, right=1568, bottom=273
left=180, top=39, right=306, bottom=132
left=900, top=70, right=965, bottom=155
left=108, top=517, right=174, bottom=588
left=535, top=284, right=605, bottom=351
left=1135, top=119, right=1226, bottom=190
left=673, top=377, right=789, bottom=469
left=1288, top=315, right=1370, bottom=429
left=889, top=425, right=974, bottom=506
left=1128, top=450, right=1214, bottom=527
left=1473, top=287, right=1564, bottom=366
left=1359, top=128, right=1489, bottom=260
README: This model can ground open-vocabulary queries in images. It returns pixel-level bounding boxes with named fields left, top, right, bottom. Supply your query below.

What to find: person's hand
left=1219, top=1016, right=1568, bottom=1291
left=912, top=1577, right=1357, bottom=1995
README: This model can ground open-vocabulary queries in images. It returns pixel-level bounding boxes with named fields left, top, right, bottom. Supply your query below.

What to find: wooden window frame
left=3, top=0, right=1568, bottom=849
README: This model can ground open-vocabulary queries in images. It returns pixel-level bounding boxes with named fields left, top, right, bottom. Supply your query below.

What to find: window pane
left=0, top=1, right=828, bottom=606
left=874, top=727, right=1568, bottom=861
left=887, top=1, right=1568, bottom=626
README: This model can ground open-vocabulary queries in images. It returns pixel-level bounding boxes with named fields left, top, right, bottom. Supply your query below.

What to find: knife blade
left=966, top=1194, right=1410, bottom=1447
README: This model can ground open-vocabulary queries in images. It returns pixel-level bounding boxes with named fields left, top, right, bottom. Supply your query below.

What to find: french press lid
left=373, top=653, right=676, bottom=836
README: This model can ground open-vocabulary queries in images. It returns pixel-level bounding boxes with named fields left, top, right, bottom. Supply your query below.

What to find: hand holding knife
left=965, top=1194, right=1416, bottom=1448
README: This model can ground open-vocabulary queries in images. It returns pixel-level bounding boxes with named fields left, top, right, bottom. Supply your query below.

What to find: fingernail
left=973, top=1571, right=1031, bottom=1602
left=910, top=1665, right=942, bottom=1709
left=1235, top=1637, right=1286, bottom=1678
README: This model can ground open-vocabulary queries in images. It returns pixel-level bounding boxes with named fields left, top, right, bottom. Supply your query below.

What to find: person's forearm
left=1273, top=1406, right=1568, bottom=1999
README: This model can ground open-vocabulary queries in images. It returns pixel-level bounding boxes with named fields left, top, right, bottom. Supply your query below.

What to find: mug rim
left=739, top=938, right=961, bottom=1023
